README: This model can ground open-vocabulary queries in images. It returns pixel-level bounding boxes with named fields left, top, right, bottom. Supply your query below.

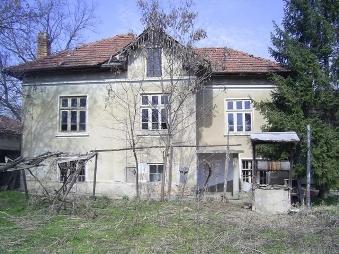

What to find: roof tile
left=7, top=35, right=287, bottom=75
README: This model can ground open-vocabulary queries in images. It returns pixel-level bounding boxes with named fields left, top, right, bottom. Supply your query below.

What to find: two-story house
left=6, top=29, right=287, bottom=198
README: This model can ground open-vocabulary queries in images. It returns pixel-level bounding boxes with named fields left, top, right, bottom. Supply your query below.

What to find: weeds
left=0, top=191, right=338, bottom=253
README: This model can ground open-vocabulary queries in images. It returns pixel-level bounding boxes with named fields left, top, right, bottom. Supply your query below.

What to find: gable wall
left=21, top=48, right=196, bottom=197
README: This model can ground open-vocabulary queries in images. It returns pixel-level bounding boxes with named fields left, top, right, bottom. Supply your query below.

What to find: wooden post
left=223, top=127, right=230, bottom=202
left=21, top=169, right=29, bottom=200
left=92, top=153, right=98, bottom=198
left=306, top=125, right=311, bottom=208
left=251, top=142, right=256, bottom=209
left=252, top=142, right=256, bottom=189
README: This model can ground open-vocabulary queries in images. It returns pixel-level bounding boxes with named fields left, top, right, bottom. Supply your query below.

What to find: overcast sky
left=86, top=0, right=285, bottom=60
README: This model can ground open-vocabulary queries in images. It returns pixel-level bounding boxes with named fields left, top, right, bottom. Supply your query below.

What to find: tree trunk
left=167, top=145, right=174, bottom=200
left=133, top=149, right=139, bottom=199
left=160, top=148, right=168, bottom=201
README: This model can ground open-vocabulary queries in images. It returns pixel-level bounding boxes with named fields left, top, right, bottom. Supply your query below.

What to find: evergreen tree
left=256, top=0, right=339, bottom=196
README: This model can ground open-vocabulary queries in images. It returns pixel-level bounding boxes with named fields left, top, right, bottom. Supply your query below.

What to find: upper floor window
left=147, top=48, right=162, bottom=77
left=141, top=94, right=168, bottom=130
left=226, top=100, right=252, bottom=133
left=59, top=96, right=87, bottom=132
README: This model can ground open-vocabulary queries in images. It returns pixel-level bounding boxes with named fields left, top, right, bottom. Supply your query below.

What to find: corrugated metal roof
left=250, top=132, right=300, bottom=143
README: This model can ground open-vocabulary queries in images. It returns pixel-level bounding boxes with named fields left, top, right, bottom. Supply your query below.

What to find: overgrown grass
left=0, top=191, right=338, bottom=253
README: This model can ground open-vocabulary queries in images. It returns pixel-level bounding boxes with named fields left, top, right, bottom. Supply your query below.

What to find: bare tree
left=0, top=0, right=97, bottom=120
left=137, top=0, right=211, bottom=200
left=105, top=83, right=144, bottom=199
left=0, top=52, right=22, bottom=119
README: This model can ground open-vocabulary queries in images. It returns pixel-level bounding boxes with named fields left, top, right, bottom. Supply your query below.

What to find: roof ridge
left=74, top=33, right=136, bottom=50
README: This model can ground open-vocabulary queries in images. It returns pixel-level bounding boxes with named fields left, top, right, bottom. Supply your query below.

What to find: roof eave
left=211, top=70, right=289, bottom=77
left=4, top=63, right=124, bottom=80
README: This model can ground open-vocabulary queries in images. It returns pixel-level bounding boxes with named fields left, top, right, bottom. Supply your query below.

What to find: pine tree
left=256, top=0, right=339, bottom=196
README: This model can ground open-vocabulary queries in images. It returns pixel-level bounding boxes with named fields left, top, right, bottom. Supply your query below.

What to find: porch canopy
left=250, top=132, right=300, bottom=144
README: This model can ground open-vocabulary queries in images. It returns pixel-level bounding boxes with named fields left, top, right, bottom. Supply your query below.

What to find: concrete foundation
left=253, top=188, right=291, bottom=214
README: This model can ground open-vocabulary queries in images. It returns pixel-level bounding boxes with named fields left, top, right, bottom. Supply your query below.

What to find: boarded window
left=147, top=48, right=162, bottom=77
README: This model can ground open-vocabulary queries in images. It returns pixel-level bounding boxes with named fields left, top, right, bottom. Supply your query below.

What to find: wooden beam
left=92, top=153, right=98, bottom=198
left=251, top=142, right=256, bottom=210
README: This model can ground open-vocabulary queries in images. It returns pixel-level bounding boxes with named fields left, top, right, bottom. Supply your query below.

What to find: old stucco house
left=6, top=29, right=287, bottom=198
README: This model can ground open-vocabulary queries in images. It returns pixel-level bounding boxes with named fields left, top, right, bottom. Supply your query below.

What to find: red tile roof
left=6, top=34, right=287, bottom=76
left=0, top=116, right=21, bottom=135
left=196, top=48, right=287, bottom=74
left=7, top=34, right=135, bottom=73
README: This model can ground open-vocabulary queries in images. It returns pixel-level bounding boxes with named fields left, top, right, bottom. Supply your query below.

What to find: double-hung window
left=226, top=99, right=252, bottom=133
left=147, top=48, right=162, bottom=77
left=141, top=94, right=168, bottom=130
left=149, top=164, right=164, bottom=182
left=59, top=96, right=87, bottom=132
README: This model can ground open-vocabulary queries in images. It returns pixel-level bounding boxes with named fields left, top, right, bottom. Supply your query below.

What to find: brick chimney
left=37, top=32, right=51, bottom=58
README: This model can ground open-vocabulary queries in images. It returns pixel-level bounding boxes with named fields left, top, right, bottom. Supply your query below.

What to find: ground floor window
left=149, top=164, right=163, bottom=182
left=58, top=160, right=85, bottom=182
left=241, top=159, right=267, bottom=184
left=242, top=160, right=252, bottom=183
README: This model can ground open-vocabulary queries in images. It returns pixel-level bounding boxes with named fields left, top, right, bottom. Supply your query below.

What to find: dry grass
left=0, top=191, right=338, bottom=253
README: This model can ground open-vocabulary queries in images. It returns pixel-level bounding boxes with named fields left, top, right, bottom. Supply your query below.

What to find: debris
left=288, top=207, right=300, bottom=214
left=183, top=207, right=192, bottom=212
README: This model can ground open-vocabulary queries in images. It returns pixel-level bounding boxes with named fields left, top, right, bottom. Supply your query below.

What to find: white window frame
left=241, top=159, right=267, bottom=185
left=225, top=99, right=253, bottom=134
left=241, top=159, right=252, bottom=183
left=140, top=94, right=168, bottom=131
left=58, top=95, right=88, bottom=133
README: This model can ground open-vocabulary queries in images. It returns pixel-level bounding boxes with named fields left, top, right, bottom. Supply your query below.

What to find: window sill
left=224, top=132, right=251, bottom=136
left=137, top=130, right=169, bottom=137
left=55, top=132, right=89, bottom=137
